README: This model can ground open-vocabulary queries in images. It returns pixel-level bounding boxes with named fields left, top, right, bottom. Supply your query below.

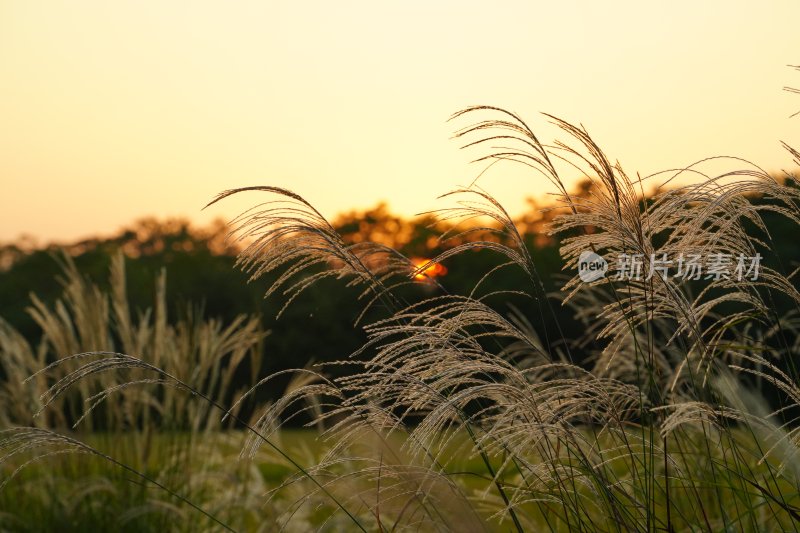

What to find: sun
left=410, top=257, right=447, bottom=281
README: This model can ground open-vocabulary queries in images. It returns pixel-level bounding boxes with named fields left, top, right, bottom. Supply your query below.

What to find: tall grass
left=3, top=106, right=800, bottom=531
left=1, top=251, right=265, bottom=432
left=0, top=251, right=270, bottom=531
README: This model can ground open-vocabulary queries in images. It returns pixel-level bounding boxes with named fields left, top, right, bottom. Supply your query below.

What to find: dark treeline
left=2, top=183, right=799, bottom=412
left=0, top=198, right=569, bottom=408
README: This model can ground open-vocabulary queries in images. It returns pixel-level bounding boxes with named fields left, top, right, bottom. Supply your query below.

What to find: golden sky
left=2, top=1, right=799, bottom=243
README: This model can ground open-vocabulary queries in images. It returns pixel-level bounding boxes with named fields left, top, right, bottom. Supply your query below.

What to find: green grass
left=3, top=427, right=800, bottom=531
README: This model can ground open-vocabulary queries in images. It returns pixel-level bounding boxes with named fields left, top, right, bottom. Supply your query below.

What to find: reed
left=3, top=105, right=800, bottom=531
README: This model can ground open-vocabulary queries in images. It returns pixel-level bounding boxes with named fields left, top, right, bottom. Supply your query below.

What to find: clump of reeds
left=0, top=251, right=271, bottom=531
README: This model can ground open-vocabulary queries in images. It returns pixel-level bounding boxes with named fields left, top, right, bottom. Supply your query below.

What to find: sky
left=1, top=1, right=799, bottom=244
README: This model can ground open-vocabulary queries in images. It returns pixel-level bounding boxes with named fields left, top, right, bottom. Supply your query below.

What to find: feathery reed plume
left=205, top=186, right=431, bottom=322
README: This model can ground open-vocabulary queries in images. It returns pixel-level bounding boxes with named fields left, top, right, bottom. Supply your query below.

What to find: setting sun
left=411, top=257, right=447, bottom=280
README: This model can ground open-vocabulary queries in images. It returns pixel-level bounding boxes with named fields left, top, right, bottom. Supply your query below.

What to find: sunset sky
left=2, top=1, right=799, bottom=244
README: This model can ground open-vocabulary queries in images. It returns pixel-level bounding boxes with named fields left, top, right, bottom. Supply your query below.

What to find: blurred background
left=2, top=1, right=799, bottom=244
left=2, top=0, right=800, bottom=409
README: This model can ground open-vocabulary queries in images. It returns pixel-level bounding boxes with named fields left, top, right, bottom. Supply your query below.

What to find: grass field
left=3, top=106, right=800, bottom=531
left=3, top=426, right=800, bottom=531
